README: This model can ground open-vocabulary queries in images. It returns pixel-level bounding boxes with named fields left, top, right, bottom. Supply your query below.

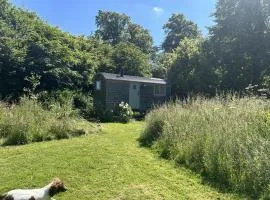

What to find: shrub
left=73, top=93, right=94, bottom=120
left=95, top=107, right=114, bottom=122
left=0, top=97, right=86, bottom=146
left=49, top=124, right=70, bottom=140
left=113, top=102, right=133, bottom=123
left=38, top=90, right=94, bottom=120
left=95, top=102, right=133, bottom=123
left=38, top=90, right=74, bottom=108
left=261, top=185, right=270, bottom=200
left=2, top=123, right=30, bottom=145
left=139, top=97, right=270, bottom=198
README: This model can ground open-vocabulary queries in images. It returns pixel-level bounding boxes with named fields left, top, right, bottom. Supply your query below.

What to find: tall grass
left=139, top=97, right=270, bottom=198
left=0, top=97, right=86, bottom=146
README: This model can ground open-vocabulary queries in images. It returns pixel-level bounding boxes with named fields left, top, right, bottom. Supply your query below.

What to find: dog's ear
left=49, top=184, right=58, bottom=197
left=49, top=178, right=67, bottom=197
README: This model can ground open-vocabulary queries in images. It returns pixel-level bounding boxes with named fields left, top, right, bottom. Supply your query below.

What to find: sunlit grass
left=139, top=96, right=270, bottom=198
left=0, top=122, right=241, bottom=199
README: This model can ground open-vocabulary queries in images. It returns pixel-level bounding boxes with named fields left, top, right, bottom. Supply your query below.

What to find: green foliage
left=95, top=10, right=153, bottom=53
left=0, top=1, right=115, bottom=99
left=263, top=76, right=270, bottom=89
left=127, top=23, right=153, bottom=54
left=0, top=4, right=155, bottom=100
left=1, top=0, right=270, bottom=108
left=0, top=97, right=86, bottom=146
left=113, top=102, right=133, bottom=123
left=209, top=0, right=270, bottom=91
left=152, top=52, right=177, bottom=79
left=73, top=93, right=94, bottom=120
left=112, top=42, right=152, bottom=77
left=166, top=38, right=216, bottom=96
left=95, top=10, right=131, bottom=45
left=38, top=90, right=95, bottom=120
left=156, top=1, right=270, bottom=95
left=162, top=13, right=201, bottom=52
left=168, top=38, right=201, bottom=96
left=2, top=123, right=30, bottom=145
left=96, top=108, right=114, bottom=122
left=140, top=97, right=270, bottom=198
left=261, top=185, right=270, bottom=200
left=95, top=102, right=133, bottom=123
left=139, top=113, right=164, bottom=147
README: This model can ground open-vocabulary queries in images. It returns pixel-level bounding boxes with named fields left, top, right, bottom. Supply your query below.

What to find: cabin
left=94, top=72, right=171, bottom=112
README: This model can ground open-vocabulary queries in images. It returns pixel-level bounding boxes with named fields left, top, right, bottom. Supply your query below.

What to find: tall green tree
left=168, top=38, right=201, bottom=96
left=127, top=23, right=153, bottom=54
left=162, top=13, right=201, bottom=52
left=166, top=37, right=217, bottom=97
left=152, top=52, right=177, bottom=79
left=95, top=10, right=153, bottom=53
left=0, top=1, right=114, bottom=98
left=112, top=42, right=151, bottom=77
left=95, top=10, right=130, bottom=45
left=209, top=0, right=270, bottom=90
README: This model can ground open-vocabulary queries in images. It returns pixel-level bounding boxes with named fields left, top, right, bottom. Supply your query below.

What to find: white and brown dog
left=0, top=178, right=67, bottom=200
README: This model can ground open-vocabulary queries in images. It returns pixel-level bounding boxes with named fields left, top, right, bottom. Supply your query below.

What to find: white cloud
left=153, top=6, right=164, bottom=15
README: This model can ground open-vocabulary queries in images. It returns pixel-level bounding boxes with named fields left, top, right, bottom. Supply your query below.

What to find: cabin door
left=129, top=83, right=140, bottom=109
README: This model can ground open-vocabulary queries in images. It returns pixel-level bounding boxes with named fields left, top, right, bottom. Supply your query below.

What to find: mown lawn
left=0, top=122, right=243, bottom=199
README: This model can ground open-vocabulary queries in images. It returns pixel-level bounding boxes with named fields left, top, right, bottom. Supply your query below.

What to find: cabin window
left=154, top=85, right=166, bottom=96
left=96, top=81, right=101, bottom=90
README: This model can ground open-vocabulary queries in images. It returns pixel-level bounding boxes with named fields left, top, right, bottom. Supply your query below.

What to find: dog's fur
left=0, top=178, right=67, bottom=200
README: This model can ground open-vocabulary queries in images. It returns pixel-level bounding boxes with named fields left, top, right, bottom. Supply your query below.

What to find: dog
left=0, top=178, right=67, bottom=200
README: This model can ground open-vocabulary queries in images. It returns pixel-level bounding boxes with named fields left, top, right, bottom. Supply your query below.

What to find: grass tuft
left=0, top=97, right=93, bottom=146
left=139, top=96, right=270, bottom=198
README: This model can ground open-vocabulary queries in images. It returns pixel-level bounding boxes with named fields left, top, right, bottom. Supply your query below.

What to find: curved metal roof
left=99, top=72, right=167, bottom=85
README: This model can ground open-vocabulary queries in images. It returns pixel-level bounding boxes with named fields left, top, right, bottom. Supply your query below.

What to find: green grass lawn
left=0, top=122, right=243, bottom=199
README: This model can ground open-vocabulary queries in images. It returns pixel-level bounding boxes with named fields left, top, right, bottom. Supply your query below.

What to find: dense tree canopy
left=95, top=10, right=131, bottom=45
left=95, top=10, right=153, bottom=53
left=162, top=14, right=201, bottom=52
left=209, top=0, right=270, bottom=91
left=0, top=2, right=153, bottom=99
left=0, top=0, right=269, bottom=100
left=159, top=0, right=270, bottom=96
left=112, top=42, right=151, bottom=77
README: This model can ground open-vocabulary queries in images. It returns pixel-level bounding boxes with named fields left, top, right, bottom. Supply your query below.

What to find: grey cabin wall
left=105, top=80, right=129, bottom=110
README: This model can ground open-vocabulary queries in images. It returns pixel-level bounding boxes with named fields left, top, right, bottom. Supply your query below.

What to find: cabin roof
left=99, top=72, right=167, bottom=85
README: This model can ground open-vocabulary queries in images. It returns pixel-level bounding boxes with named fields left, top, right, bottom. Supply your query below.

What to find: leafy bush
left=38, top=90, right=95, bottom=120
left=94, top=104, right=114, bottom=122
left=2, top=123, right=30, bottom=145
left=113, top=102, right=133, bottom=123
left=0, top=97, right=86, bottom=146
left=73, top=93, right=94, bottom=120
left=95, top=102, right=133, bottom=123
left=139, top=97, right=270, bottom=198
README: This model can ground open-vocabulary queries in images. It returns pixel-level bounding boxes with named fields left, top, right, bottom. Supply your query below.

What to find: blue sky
left=11, top=0, right=216, bottom=46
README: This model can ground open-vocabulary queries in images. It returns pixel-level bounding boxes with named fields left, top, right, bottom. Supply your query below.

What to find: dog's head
left=48, top=178, right=67, bottom=197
